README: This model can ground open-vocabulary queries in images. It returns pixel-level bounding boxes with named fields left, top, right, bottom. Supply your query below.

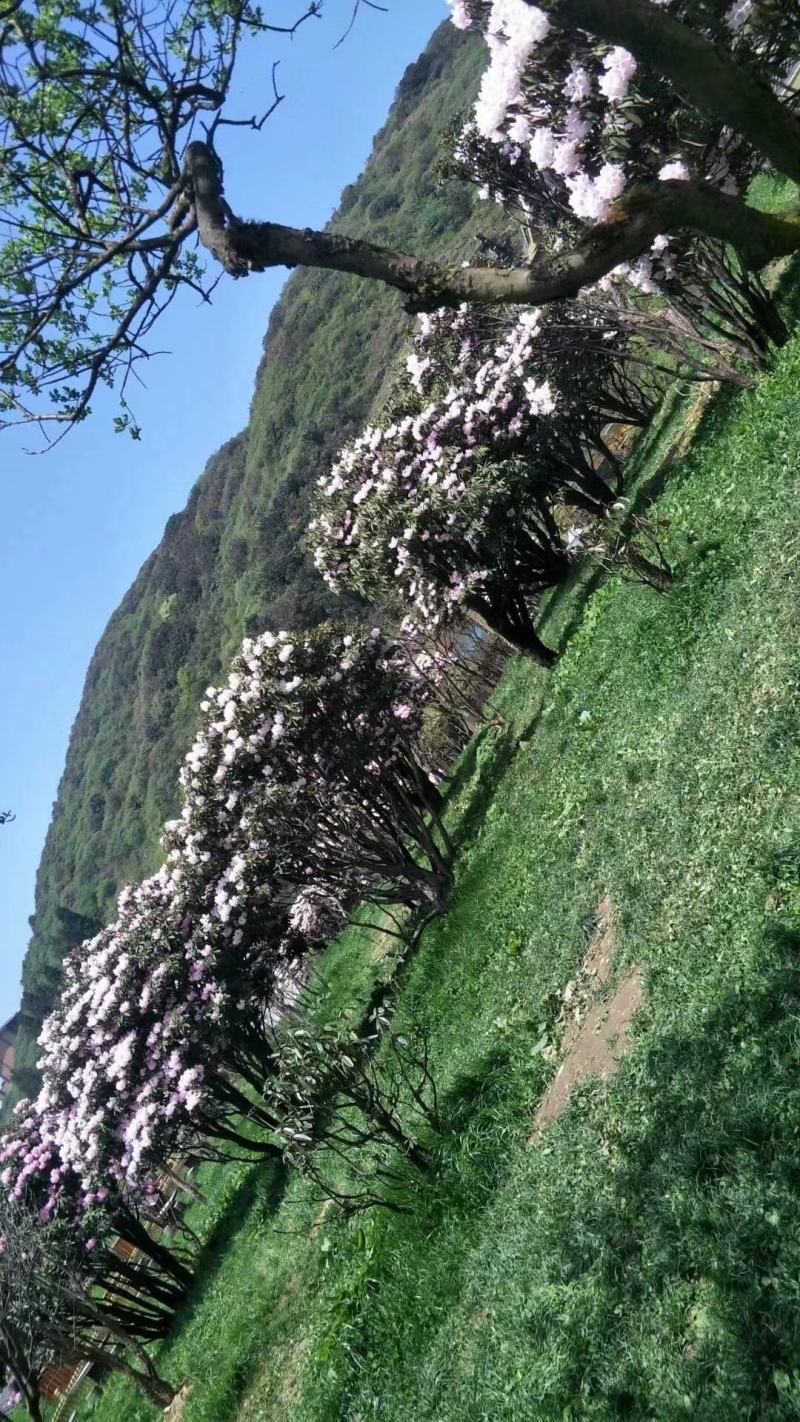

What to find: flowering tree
left=0, top=622, right=453, bottom=1282
left=447, top=0, right=793, bottom=361
left=308, top=301, right=658, bottom=661
left=450, top=134, right=787, bottom=380
left=2, top=0, right=800, bottom=436
left=173, top=624, right=453, bottom=915
left=0, top=1264, right=47, bottom=1422
left=453, top=0, right=795, bottom=221
left=0, top=1192, right=177, bottom=1412
left=0, top=1105, right=195, bottom=1345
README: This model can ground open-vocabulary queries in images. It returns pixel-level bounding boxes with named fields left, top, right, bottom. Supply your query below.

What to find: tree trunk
left=137, top=1372, right=177, bottom=1410
left=15, top=1375, right=42, bottom=1422
left=103, top=1352, right=176, bottom=1410
left=163, top=1163, right=205, bottom=1203
left=77, top=1337, right=177, bottom=1410
left=112, top=1209, right=193, bottom=1292
left=482, top=612, right=557, bottom=666
left=621, top=544, right=673, bottom=591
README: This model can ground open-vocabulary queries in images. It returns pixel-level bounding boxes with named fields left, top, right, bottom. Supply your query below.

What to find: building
left=0, top=1011, right=21, bottom=1101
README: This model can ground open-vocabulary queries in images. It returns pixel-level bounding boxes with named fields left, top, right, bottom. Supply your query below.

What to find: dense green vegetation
left=11, top=22, right=497, bottom=1099
left=65, top=308, right=800, bottom=1421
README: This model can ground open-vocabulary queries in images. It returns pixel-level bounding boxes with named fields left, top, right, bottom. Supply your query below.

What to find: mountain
left=10, top=20, right=493, bottom=1102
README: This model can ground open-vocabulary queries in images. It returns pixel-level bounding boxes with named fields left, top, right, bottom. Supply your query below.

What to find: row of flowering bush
left=0, top=623, right=461, bottom=1397
left=308, top=299, right=661, bottom=661
left=308, top=0, right=795, bottom=656
left=5, top=7, right=797, bottom=1409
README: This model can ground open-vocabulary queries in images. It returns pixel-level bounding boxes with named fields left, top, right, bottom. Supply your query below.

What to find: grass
left=67, top=326, right=800, bottom=1422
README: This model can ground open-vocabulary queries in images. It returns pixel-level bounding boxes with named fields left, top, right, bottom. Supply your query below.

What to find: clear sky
left=0, top=0, right=451, bottom=1025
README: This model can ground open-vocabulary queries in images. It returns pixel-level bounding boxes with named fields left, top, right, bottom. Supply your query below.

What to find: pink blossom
left=567, top=163, right=625, bottom=222
left=529, top=125, right=555, bottom=170
left=726, top=0, right=754, bottom=29
left=658, top=160, right=690, bottom=182
left=563, top=65, right=591, bottom=104
left=598, top=47, right=637, bottom=104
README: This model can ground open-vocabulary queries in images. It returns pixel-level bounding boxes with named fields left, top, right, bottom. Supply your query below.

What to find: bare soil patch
left=278, top=1332, right=311, bottom=1407
left=668, top=382, right=719, bottom=464
left=531, top=897, right=642, bottom=1138
left=164, top=1382, right=192, bottom=1421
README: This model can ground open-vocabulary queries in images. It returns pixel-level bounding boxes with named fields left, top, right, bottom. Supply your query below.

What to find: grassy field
left=68, top=322, right=800, bottom=1422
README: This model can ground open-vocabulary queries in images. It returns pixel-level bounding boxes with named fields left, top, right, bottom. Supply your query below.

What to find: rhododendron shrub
left=0, top=1191, right=177, bottom=1411
left=9, top=921, right=301, bottom=1202
left=1, top=625, right=452, bottom=1272
left=0, top=1088, right=196, bottom=1345
left=446, top=0, right=792, bottom=357
left=309, top=302, right=653, bottom=662
left=264, top=1006, right=443, bottom=1213
left=14, top=879, right=285, bottom=1194
left=0, top=881, right=285, bottom=1339
left=580, top=255, right=781, bottom=391
left=452, top=129, right=785, bottom=373
left=312, top=452, right=569, bottom=663
left=173, top=624, right=452, bottom=914
left=456, top=3, right=747, bottom=196
left=0, top=626, right=460, bottom=1364
left=451, top=0, right=797, bottom=215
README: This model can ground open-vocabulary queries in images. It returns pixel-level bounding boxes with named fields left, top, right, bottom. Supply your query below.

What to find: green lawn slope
left=70, top=309, right=800, bottom=1422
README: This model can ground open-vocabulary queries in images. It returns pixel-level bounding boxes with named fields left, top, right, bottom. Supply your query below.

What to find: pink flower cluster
left=1, top=625, right=445, bottom=1227
left=309, top=303, right=567, bottom=627
left=309, top=297, right=639, bottom=634
left=472, top=1, right=551, bottom=142
left=449, top=0, right=641, bottom=224
left=170, top=624, right=439, bottom=912
left=446, top=0, right=773, bottom=281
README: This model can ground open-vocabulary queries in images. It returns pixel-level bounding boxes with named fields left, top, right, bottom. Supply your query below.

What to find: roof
left=0, top=1012, right=21, bottom=1039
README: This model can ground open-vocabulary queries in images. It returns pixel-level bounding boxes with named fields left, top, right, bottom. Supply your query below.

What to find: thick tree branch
left=185, top=142, right=800, bottom=309
left=534, top=0, right=800, bottom=183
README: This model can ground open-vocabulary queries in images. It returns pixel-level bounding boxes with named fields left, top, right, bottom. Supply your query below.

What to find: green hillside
left=12, top=21, right=491, bottom=1099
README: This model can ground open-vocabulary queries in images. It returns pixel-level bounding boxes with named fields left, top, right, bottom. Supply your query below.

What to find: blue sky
left=0, top=0, right=451, bottom=1025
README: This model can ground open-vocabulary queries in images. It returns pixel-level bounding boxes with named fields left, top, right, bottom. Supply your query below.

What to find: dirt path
left=531, top=897, right=642, bottom=1139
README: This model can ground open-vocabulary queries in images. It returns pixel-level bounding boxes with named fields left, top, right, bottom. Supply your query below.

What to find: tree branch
left=184, top=141, right=800, bottom=309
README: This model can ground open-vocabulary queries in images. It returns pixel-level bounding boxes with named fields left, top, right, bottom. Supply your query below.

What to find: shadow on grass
left=439, top=1042, right=513, bottom=1136
left=529, top=925, right=800, bottom=1418
left=444, top=726, right=522, bottom=853
left=775, top=252, right=800, bottom=329
left=169, top=1159, right=289, bottom=1327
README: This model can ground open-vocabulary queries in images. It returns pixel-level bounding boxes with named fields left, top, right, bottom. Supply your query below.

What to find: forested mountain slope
left=11, top=21, right=490, bottom=1099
